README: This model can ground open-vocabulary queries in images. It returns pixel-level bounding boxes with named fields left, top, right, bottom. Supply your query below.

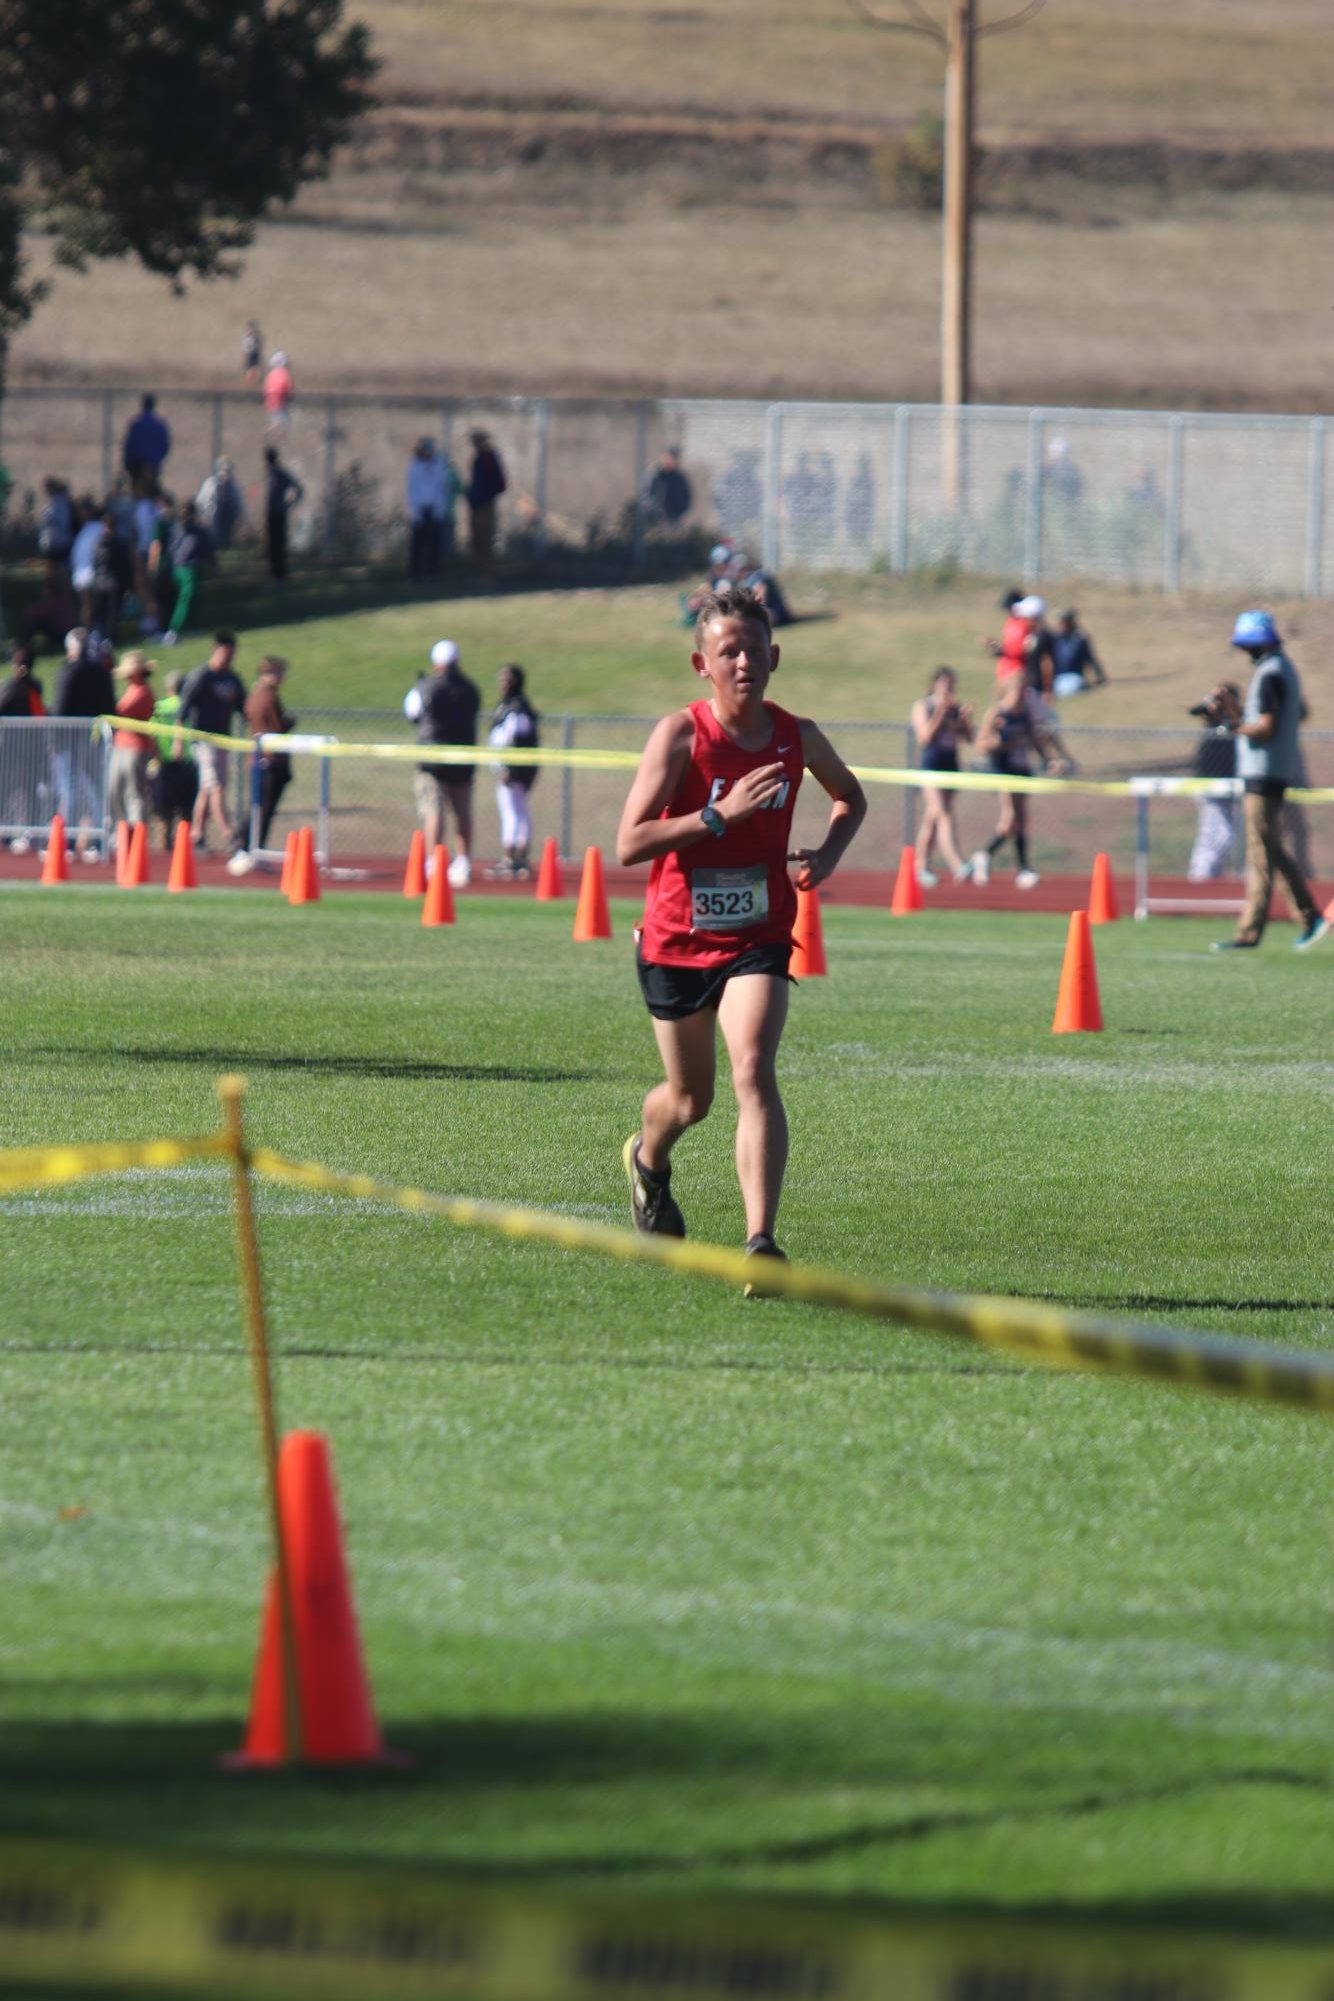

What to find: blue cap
left=1230, top=609, right=1279, bottom=650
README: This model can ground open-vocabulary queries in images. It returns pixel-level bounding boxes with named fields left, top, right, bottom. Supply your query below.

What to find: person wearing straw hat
left=109, top=652, right=157, bottom=826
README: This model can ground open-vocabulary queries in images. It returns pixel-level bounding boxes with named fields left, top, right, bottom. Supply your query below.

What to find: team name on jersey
left=707, top=774, right=791, bottom=812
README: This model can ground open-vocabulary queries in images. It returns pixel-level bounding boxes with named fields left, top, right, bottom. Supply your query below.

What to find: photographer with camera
left=1211, top=611, right=1326, bottom=953
left=1185, top=681, right=1241, bottom=881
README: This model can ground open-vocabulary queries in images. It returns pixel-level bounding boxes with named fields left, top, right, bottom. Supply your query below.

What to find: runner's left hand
left=789, top=847, right=829, bottom=889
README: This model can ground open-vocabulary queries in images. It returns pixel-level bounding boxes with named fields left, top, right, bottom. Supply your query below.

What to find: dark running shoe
left=1294, top=916, right=1329, bottom=953
left=743, top=1232, right=787, bottom=1299
left=622, top=1135, right=686, bottom=1238
left=1210, top=938, right=1258, bottom=953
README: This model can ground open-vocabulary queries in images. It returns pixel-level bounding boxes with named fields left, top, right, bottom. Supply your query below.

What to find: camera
left=1188, top=686, right=1238, bottom=728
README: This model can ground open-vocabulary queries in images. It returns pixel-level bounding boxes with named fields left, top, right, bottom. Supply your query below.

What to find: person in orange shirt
left=109, top=652, right=157, bottom=825
left=263, top=351, right=294, bottom=431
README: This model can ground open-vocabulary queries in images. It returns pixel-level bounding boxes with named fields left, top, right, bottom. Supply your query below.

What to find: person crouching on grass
left=616, top=584, right=866, bottom=1275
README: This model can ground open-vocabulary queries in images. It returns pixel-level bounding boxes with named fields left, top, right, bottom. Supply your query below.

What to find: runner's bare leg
left=640, top=1007, right=717, bottom=1174
left=717, top=974, right=789, bottom=1240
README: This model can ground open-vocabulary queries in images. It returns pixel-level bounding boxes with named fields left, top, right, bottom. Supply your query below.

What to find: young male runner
left=616, top=585, right=866, bottom=1270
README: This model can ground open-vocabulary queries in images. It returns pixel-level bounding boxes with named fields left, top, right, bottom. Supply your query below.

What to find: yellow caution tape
left=0, top=1132, right=231, bottom=1194
left=96, top=718, right=1334, bottom=802
left=251, top=1150, right=1334, bottom=1416
left=1, top=1835, right=1330, bottom=2001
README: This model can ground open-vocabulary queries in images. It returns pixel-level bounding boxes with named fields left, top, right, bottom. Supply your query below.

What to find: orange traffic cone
left=288, top=826, right=320, bottom=906
left=402, top=828, right=426, bottom=898
left=1088, top=851, right=1119, bottom=925
left=123, top=821, right=150, bottom=888
left=1052, top=910, right=1103, bottom=1034
left=422, top=846, right=455, bottom=926
left=280, top=830, right=299, bottom=898
left=534, top=836, right=565, bottom=901
left=40, top=816, right=69, bottom=884
left=114, top=820, right=131, bottom=887
left=890, top=845, right=924, bottom=916
left=227, top=1430, right=403, bottom=1769
left=167, top=821, right=198, bottom=893
left=572, top=846, right=612, bottom=940
left=1323, top=890, right=1334, bottom=923
left=790, top=885, right=827, bottom=977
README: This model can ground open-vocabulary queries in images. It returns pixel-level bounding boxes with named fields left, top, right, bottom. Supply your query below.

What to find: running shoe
left=1015, top=868, right=1040, bottom=890
left=447, top=853, right=472, bottom=889
left=953, top=860, right=972, bottom=882
left=969, top=849, right=990, bottom=886
left=1210, top=938, right=1258, bottom=952
left=743, top=1232, right=787, bottom=1299
left=622, top=1135, right=686, bottom=1238
left=916, top=865, right=939, bottom=889
left=1294, top=916, right=1329, bottom=953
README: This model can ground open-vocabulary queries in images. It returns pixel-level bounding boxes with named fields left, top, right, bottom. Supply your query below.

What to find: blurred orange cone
left=422, top=846, right=455, bottom=926
left=1052, top=910, right=1103, bottom=1034
left=114, top=820, right=131, bottom=887
left=402, top=829, right=426, bottom=897
left=123, top=821, right=150, bottom=887
left=288, top=826, right=320, bottom=905
left=790, top=885, right=827, bottom=977
left=890, top=845, right=924, bottom=915
left=572, top=846, right=612, bottom=940
left=40, top=816, right=69, bottom=884
left=280, top=830, right=298, bottom=898
left=535, top=837, right=564, bottom=900
left=1088, top=851, right=1119, bottom=925
left=167, top=822, right=198, bottom=892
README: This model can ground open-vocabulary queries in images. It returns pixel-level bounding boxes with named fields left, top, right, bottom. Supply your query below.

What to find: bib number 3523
left=690, top=865, right=769, bottom=930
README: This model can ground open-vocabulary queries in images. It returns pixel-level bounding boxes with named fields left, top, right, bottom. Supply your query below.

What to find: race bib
left=690, top=865, right=769, bottom=930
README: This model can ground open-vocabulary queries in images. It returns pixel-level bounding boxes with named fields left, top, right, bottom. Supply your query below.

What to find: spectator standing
left=264, top=447, right=303, bottom=584
left=90, top=505, right=132, bottom=640
left=122, top=395, right=171, bottom=488
left=1051, top=608, right=1108, bottom=698
left=69, top=499, right=106, bottom=627
left=150, top=668, right=198, bottom=853
left=404, top=639, right=480, bottom=888
left=970, top=676, right=1068, bottom=891
left=179, top=631, right=247, bottom=853
left=465, top=430, right=506, bottom=574
left=486, top=663, right=540, bottom=879
left=643, top=447, right=692, bottom=527
left=38, top=477, right=75, bottom=588
left=147, top=495, right=179, bottom=634
left=242, top=320, right=263, bottom=388
left=1212, top=611, right=1327, bottom=952
left=52, top=627, right=115, bottom=860
left=263, top=352, right=294, bottom=432
left=108, top=652, right=157, bottom=826
left=162, top=500, right=212, bottom=645
left=131, top=485, right=163, bottom=631
left=196, top=457, right=245, bottom=550
left=911, top=666, right=975, bottom=886
left=239, top=655, right=297, bottom=863
left=406, top=437, right=451, bottom=584
left=0, top=644, right=46, bottom=850
left=1186, top=682, right=1241, bottom=882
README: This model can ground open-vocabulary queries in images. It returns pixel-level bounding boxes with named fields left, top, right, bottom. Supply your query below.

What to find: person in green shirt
left=150, top=668, right=198, bottom=852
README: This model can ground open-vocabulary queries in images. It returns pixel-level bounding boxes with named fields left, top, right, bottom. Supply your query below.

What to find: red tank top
left=997, top=613, right=1029, bottom=680
left=640, top=699, right=805, bottom=968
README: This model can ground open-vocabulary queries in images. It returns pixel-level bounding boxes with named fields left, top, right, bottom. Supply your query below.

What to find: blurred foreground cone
left=1052, top=910, right=1103, bottom=1034
left=114, top=820, right=131, bottom=888
left=123, top=821, right=150, bottom=888
left=1324, top=890, right=1334, bottom=923
left=1088, top=851, right=1119, bottom=925
left=280, top=830, right=298, bottom=898
left=790, top=885, right=827, bottom=977
left=40, top=816, right=69, bottom=884
left=167, top=821, right=198, bottom=892
left=402, top=828, right=426, bottom=898
left=226, top=1430, right=404, bottom=1769
left=535, top=836, right=564, bottom=901
left=422, top=845, right=455, bottom=926
left=572, top=846, right=612, bottom=940
left=890, top=845, right=924, bottom=916
left=288, top=827, right=320, bottom=906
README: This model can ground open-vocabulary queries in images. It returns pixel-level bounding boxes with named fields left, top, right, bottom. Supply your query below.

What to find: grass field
left=3, top=887, right=1332, bottom=1930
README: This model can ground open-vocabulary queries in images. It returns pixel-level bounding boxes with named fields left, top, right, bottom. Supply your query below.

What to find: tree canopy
left=0, top=0, right=376, bottom=359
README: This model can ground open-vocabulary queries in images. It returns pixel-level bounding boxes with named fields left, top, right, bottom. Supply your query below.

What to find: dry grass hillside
left=12, top=0, right=1334, bottom=409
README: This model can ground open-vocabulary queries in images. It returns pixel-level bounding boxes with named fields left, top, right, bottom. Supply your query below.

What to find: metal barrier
left=2, top=386, right=1331, bottom=595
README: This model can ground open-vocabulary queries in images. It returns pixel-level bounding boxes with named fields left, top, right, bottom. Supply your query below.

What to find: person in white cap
left=404, top=640, right=481, bottom=886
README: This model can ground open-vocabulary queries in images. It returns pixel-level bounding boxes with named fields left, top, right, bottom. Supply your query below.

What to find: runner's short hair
left=693, top=583, right=772, bottom=650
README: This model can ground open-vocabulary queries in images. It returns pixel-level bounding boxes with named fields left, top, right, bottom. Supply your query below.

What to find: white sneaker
left=969, top=849, right=990, bottom=886
left=9, top=836, right=31, bottom=856
left=1016, top=868, right=1041, bottom=890
left=446, top=853, right=471, bottom=889
left=160, top=629, right=178, bottom=646
left=226, top=849, right=254, bottom=876
left=953, top=861, right=972, bottom=883
left=916, top=865, right=939, bottom=889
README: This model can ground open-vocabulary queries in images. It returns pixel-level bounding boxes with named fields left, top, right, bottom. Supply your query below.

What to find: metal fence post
left=762, top=405, right=783, bottom=572
left=102, top=391, right=115, bottom=495
left=321, top=398, right=339, bottom=563
left=212, top=395, right=224, bottom=470
left=1163, top=414, right=1184, bottom=593
left=1023, top=411, right=1043, bottom=583
left=534, top=398, right=550, bottom=561
left=1305, top=417, right=1325, bottom=599
left=891, top=406, right=910, bottom=574
left=902, top=722, right=915, bottom=846
left=559, top=715, right=574, bottom=859
left=318, top=753, right=332, bottom=865
left=631, top=403, right=649, bottom=572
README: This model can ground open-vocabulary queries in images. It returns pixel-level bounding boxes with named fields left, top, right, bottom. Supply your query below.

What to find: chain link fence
left=3, top=388, right=1330, bottom=596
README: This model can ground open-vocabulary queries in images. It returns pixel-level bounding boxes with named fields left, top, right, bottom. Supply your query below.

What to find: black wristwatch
left=700, top=804, right=726, bottom=838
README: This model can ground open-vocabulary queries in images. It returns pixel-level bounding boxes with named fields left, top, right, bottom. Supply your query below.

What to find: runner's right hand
left=717, top=763, right=788, bottom=823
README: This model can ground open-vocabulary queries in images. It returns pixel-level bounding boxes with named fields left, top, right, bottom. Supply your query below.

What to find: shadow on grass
left=31, top=1045, right=598, bottom=1085
left=1032, top=1292, right=1334, bottom=1315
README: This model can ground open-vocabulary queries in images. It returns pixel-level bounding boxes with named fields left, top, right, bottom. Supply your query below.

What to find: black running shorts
left=636, top=941, right=794, bottom=1021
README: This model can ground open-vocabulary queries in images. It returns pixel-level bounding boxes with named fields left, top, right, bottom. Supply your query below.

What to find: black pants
left=257, top=759, right=292, bottom=850
left=410, top=514, right=442, bottom=582
left=267, top=511, right=288, bottom=581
